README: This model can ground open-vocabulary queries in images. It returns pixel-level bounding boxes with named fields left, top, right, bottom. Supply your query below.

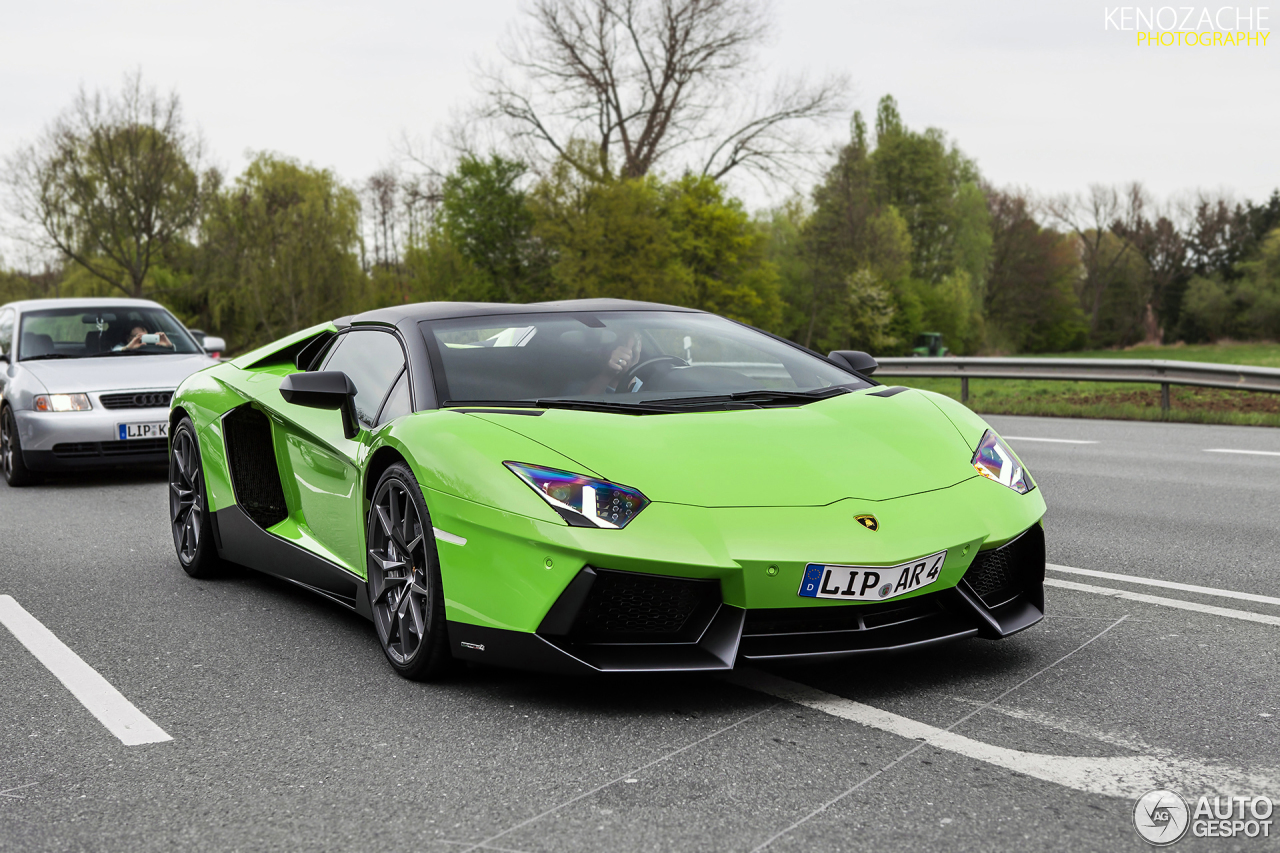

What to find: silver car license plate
left=118, top=421, right=168, bottom=440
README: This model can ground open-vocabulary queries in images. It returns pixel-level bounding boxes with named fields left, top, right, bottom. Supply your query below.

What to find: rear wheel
left=366, top=462, right=454, bottom=680
left=169, top=417, right=223, bottom=578
left=1, top=407, right=35, bottom=487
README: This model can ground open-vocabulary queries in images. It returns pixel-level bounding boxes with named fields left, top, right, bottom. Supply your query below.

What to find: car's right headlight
left=505, top=462, right=650, bottom=529
left=34, top=393, right=92, bottom=412
left=971, top=430, right=1034, bottom=494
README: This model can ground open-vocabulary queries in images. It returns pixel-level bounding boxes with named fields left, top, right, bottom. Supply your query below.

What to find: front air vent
left=100, top=391, right=174, bottom=410
left=963, top=524, right=1046, bottom=608
left=222, top=405, right=288, bottom=529
left=571, top=569, right=721, bottom=644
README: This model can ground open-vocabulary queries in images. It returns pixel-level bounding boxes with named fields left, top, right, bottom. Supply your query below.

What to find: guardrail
left=872, top=357, right=1280, bottom=411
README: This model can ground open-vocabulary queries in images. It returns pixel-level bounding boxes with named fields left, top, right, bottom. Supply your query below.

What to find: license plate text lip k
left=118, top=422, right=169, bottom=440
left=797, top=550, right=947, bottom=601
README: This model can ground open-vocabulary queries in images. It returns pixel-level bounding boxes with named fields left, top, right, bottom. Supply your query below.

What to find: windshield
left=421, top=311, right=869, bottom=409
left=18, top=306, right=202, bottom=360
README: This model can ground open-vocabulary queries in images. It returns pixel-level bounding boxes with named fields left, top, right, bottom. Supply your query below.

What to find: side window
left=320, top=330, right=407, bottom=429
left=0, top=309, right=14, bottom=355
left=377, top=370, right=412, bottom=426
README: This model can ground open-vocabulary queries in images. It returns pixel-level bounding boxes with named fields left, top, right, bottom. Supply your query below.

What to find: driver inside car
left=113, top=323, right=173, bottom=352
left=582, top=332, right=642, bottom=394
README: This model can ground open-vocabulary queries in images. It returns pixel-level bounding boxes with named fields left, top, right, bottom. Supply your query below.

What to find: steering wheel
left=617, top=355, right=689, bottom=391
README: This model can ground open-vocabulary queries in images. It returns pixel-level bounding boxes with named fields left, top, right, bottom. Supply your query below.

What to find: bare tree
left=360, top=167, right=443, bottom=271
left=481, top=0, right=848, bottom=186
left=2, top=73, right=207, bottom=298
left=1043, top=183, right=1147, bottom=335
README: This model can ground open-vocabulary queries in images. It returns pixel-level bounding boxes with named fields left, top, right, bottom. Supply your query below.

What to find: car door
left=275, top=328, right=409, bottom=574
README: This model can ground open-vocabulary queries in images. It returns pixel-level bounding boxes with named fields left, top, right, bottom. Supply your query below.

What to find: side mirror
left=279, top=371, right=360, bottom=439
left=828, top=350, right=878, bottom=376
left=201, top=336, right=226, bottom=357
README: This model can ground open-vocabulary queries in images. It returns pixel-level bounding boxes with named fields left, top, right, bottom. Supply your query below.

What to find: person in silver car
left=0, top=298, right=222, bottom=486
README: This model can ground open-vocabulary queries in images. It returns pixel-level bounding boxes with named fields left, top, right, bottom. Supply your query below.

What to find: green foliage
left=439, top=155, right=551, bottom=302
left=195, top=153, right=364, bottom=350
left=1178, top=228, right=1280, bottom=341
left=661, top=174, right=781, bottom=329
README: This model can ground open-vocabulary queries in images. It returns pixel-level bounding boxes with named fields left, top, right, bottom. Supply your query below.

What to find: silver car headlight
left=34, top=393, right=93, bottom=412
left=972, top=430, right=1033, bottom=495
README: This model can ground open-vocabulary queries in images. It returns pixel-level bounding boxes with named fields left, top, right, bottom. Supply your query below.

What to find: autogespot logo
left=1134, top=790, right=1190, bottom=846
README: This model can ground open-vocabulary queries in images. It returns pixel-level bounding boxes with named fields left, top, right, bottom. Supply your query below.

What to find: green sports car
left=167, top=299, right=1046, bottom=679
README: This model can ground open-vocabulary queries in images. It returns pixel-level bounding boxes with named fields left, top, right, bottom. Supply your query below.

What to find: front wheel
left=366, top=462, right=454, bottom=680
left=169, top=417, right=223, bottom=578
left=1, top=407, right=36, bottom=487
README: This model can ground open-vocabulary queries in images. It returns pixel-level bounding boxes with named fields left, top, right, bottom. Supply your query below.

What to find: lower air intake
left=571, top=569, right=721, bottom=643
left=963, top=524, right=1045, bottom=607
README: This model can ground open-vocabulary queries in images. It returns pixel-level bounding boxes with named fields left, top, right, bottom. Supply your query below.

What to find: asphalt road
left=1, top=414, right=1278, bottom=852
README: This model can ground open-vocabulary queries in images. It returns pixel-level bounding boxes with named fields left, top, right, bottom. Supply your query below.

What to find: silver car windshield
left=18, top=306, right=202, bottom=360
left=421, top=311, right=869, bottom=408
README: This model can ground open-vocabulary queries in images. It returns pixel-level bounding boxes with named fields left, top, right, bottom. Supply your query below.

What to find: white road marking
left=1047, top=563, right=1280, bottom=608
left=432, top=527, right=467, bottom=546
left=1045, top=578, right=1280, bottom=627
left=1001, top=436, right=1099, bottom=444
left=733, top=669, right=1277, bottom=800
left=1204, top=448, right=1280, bottom=457
left=0, top=595, right=172, bottom=746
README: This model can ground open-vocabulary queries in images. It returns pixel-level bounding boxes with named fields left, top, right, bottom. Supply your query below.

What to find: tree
left=661, top=173, right=781, bottom=328
left=439, top=155, right=552, bottom=302
left=3, top=73, right=208, bottom=298
left=1043, top=183, right=1145, bottom=342
left=984, top=187, right=1086, bottom=353
left=482, top=0, right=847, bottom=184
left=196, top=154, right=363, bottom=349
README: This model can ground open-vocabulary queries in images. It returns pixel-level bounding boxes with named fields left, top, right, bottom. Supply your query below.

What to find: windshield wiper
left=445, top=398, right=685, bottom=415
left=642, top=386, right=853, bottom=408
left=19, top=353, right=79, bottom=361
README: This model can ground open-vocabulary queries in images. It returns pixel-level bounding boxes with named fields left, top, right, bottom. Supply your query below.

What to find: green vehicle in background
left=912, top=332, right=949, bottom=357
left=166, top=299, right=1045, bottom=679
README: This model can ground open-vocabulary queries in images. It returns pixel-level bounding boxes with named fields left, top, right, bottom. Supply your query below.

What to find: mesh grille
left=223, top=405, right=288, bottom=529
left=965, top=547, right=1016, bottom=600
left=574, top=571, right=717, bottom=638
left=52, top=439, right=168, bottom=458
left=100, top=391, right=174, bottom=410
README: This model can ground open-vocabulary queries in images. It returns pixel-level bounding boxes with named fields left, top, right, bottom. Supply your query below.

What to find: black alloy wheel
left=169, top=417, right=222, bottom=578
left=366, top=462, right=453, bottom=680
left=1, top=407, right=34, bottom=487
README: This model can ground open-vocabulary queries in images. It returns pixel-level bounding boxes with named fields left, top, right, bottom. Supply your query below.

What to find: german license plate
left=798, top=550, right=947, bottom=601
left=118, top=422, right=168, bottom=440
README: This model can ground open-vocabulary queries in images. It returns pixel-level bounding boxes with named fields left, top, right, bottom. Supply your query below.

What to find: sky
left=1, top=0, right=1278, bottom=239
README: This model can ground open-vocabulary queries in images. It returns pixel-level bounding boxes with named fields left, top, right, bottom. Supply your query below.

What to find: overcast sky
left=1, top=0, right=1278, bottom=227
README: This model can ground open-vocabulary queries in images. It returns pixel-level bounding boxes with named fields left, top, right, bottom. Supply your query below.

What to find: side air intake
left=222, top=405, right=288, bottom=529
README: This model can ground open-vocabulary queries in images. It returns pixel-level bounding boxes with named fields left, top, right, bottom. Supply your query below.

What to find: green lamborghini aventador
left=167, top=299, right=1046, bottom=679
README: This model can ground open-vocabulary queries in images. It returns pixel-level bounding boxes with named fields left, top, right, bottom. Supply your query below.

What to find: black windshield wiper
left=641, top=386, right=853, bottom=409
left=19, top=353, right=79, bottom=361
left=444, top=398, right=684, bottom=415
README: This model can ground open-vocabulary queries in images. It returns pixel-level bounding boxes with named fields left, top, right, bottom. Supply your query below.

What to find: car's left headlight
left=34, top=393, right=92, bottom=412
left=505, top=462, right=650, bottom=529
left=972, top=430, right=1034, bottom=494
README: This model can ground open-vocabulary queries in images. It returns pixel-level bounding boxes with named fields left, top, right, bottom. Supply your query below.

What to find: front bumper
left=15, top=402, right=171, bottom=471
left=444, top=519, right=1046, bottom=674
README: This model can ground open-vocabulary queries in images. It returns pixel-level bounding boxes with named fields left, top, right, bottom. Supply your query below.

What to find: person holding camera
left=114, top=324, right=172, bottom=352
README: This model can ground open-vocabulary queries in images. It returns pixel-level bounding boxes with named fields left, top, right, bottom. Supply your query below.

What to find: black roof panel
left=352, top=298, right=702, bottom=327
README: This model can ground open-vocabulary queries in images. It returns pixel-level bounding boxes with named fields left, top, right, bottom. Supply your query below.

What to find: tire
left=366, top=462, right=455, bottom=680
left=1, top=406, right=36, bottom=487
left=169, top=417, right=223, bottom=578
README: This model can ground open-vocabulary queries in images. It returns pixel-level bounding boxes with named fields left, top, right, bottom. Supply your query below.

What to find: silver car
left=0, top=298, right=224, bottom=486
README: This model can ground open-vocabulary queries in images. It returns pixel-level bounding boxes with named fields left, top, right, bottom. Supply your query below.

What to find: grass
left=890, top=341, right=1280, bottom=427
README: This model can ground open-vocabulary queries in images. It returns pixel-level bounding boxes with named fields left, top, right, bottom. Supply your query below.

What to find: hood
left=20, top=354, right=215, bottom=394
left=468, top=388, right=980, bottom=507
